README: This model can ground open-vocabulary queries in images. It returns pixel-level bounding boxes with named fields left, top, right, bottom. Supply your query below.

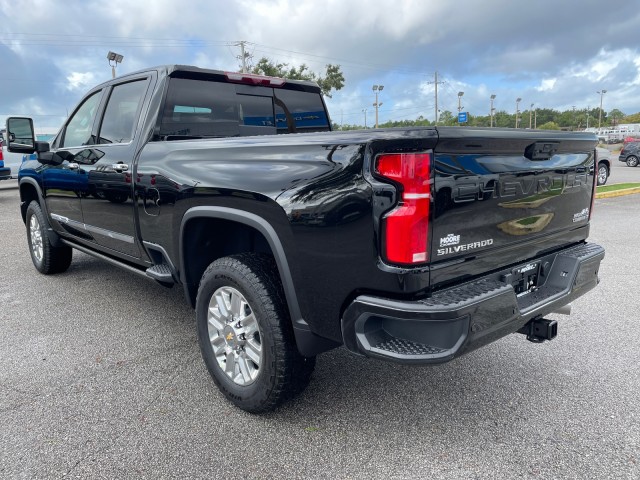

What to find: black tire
left=196, top=253, right=315, bottom=413
left=597, top=162, right=609, bottom=186
left=626, top=156, right=639, bottom=167
left=25, top=201, right=73, bottom=274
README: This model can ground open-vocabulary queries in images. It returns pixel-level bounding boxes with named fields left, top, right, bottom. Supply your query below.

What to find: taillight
left=375, top=152, right=431, bottom=265
left=224, top=72, right=286, bottom=87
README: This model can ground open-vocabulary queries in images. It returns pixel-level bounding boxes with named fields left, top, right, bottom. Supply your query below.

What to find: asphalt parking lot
left=1, top=182, right=639, bottom=479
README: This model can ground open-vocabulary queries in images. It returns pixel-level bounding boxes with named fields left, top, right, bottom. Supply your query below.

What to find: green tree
left=608, top=109, right=625, bottom=126
left=437, top=110, right=455, bottom=125
left=622, top=112, right=640, bottom=123
left=537, top=121, right=561, bottom=130
left=250, top=57, right=345, bottom=98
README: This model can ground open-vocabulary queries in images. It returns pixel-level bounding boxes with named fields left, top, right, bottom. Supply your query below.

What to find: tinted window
left=99, top=80, right=148, bottom=144
left=160, top=79, right=240, bottom=138
left=158, top=77, right=328, bottom=139
left=237, top=94, right=274, bottom=127
left=62, top=91, right=102, bottom=148
left=274, top=89, right=329, bottom=133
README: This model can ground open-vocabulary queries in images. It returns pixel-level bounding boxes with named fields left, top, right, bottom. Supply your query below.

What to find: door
left=80, top=77, right=153, bottom=258
left=43, top=89, right=103, bottom=240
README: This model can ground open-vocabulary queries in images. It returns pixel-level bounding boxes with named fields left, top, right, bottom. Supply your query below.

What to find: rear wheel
left=597, top=162, right=609, bottom=186
left=25, top=201, right=72, bottom=274
left=196, top=253, right=315, bottom=413
left=626, top=156, right=639, bottom=167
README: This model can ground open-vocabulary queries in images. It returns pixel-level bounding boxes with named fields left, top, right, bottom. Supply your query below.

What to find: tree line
left=245, top=58, right=639, bottom=131
left=335, top=107, right=639, bottom=131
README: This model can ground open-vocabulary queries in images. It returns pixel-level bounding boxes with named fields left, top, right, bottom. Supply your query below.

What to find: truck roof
left=96, top=64, right=322, bottom=92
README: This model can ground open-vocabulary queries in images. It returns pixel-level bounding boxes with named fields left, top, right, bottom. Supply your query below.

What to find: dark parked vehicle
left=7, top=65, right=604, bottom=413
left=619, top=141, right=640, bottom=167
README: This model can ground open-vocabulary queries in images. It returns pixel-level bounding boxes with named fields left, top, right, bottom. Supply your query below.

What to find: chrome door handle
left=68, top=163, right=79, bottom=170
left=112, top=163, right=129, bottom=172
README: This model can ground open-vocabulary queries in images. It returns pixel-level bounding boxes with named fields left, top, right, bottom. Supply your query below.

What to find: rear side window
left=98, top=79, right=148, bottom=144
left=160, top=79, right=241, bottom=138
left=158, top=77, right=328, bottom=139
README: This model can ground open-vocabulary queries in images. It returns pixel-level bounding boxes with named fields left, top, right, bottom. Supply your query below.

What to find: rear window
left=158, top=77, right=329, bottom=139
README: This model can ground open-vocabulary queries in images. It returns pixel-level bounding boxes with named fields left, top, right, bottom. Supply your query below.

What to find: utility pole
left=515, top=98, right=522, bottom=128
left=236, top=40, right=249, bottom=73
left=586, top=106, right=590, bottom=129
left=534, top=109, right=537, bottom=129
left=427, top=72, right=445, bottom=124
left=362, top=109, right=367, bottom=128
left=572, top=106, right=576, bottom=130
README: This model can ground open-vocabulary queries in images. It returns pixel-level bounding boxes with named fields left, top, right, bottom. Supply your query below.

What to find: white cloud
left=66, top=72, right=96, bottom=91
left=1, top=0, right=640, bottom=128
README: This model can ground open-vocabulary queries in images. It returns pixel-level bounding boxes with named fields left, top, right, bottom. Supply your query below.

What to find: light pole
left=597, top=90, right=607, bottom=128
left=372, top=85, right=384, bottom=128
left=107, top=51, right=124, bottom=79
left=515, top=98, right=521, bottom=128
left=362, top=109, right=368, bottom=129
left=529, top=103, right=534, bottom=129
left=457, top=91, right=464, bottom=125
left=490, top=94, right=496, bottom=127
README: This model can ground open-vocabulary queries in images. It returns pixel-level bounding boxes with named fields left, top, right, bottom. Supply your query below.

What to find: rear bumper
left=0, top=167, right=10, bottom=180
left=341, top=242, right=604, bottom=364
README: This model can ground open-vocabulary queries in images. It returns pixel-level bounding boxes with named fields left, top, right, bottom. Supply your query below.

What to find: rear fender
left=179, top=206, right=338, bottom=357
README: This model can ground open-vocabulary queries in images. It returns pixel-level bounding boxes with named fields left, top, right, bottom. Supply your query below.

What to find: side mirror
left=6, top=117, right=36, bottom=154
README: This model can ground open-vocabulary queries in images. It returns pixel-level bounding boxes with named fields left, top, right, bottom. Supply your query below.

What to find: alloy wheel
left=29, top=214, right=43, bottom=262
left=207, top=286, right=262, bottom=386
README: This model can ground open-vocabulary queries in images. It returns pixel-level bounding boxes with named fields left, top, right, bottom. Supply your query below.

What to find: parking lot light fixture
left=515, top=98, right=522, bottom=128
left=597, top=90, right=607, bottom=129
left=490, top=94, right=496, bottom=127
left=529, top=103, right=534, bottom=129
left=107, top=51, right=124, bottom=79
left=372, top=85, right=384, bottom=128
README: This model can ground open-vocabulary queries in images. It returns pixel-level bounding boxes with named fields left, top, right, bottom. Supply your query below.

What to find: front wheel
left=196, top=253, right=315, bottom=413
left=597, top=162, right=609, bottom=186
left=25, top=201, right=72, bottom=274
left=626, top=156, right=639, bottom=167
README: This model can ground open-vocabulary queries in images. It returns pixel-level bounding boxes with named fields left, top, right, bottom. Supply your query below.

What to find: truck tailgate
left=430, top=128, right=597, bottom=288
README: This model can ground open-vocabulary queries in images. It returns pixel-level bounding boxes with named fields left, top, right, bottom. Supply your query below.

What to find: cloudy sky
left=1, top=0, right=639, bottom=131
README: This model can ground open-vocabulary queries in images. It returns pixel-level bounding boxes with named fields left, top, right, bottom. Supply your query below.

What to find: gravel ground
left=0, top=182, right=638, bottom=479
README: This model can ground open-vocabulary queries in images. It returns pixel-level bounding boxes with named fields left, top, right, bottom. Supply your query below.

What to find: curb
left=596, top=186, right=640, bottom=199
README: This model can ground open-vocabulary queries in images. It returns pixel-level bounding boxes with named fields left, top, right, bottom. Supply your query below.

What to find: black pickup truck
left=8, top=65, right=604, bottom=412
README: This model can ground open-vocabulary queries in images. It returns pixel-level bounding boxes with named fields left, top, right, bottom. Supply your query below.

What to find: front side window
left=98, top=80, right=148, bottom=144
left=62, top=91, right=102, bottom=148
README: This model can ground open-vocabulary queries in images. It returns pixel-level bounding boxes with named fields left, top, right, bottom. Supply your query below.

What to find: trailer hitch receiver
left=519, top=318, right=558, bottom=343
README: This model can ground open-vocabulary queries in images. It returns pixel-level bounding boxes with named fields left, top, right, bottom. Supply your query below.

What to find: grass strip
left=597, top=182, right=640, bottom=193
